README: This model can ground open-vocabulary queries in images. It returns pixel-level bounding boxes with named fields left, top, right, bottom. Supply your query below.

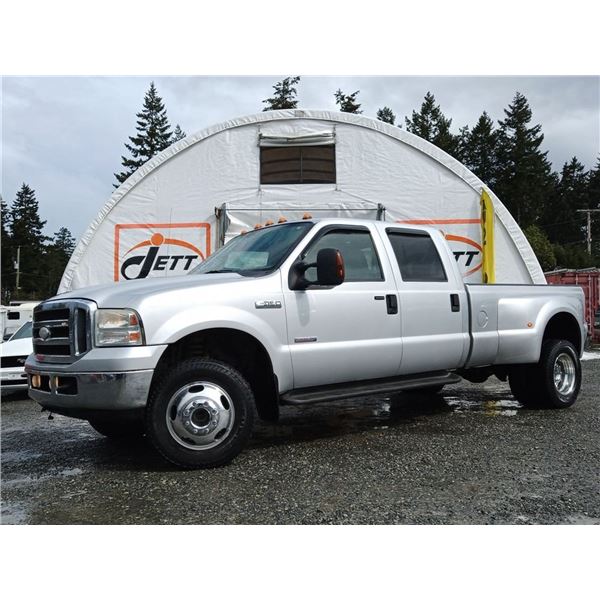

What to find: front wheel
left=509, top=339, right=581, bottom=408
left=145, top=358, right=255, bottom=468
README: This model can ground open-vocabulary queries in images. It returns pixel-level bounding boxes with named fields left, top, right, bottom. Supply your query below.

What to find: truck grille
left=0, top=355, right=28, bottom=368
left=32, top=300, right=95, bottom=363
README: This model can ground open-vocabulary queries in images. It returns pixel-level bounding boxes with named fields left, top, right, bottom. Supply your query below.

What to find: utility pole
left=577, top=209, right=600, bottom=254
left=15, top=246, right=21, bottom=290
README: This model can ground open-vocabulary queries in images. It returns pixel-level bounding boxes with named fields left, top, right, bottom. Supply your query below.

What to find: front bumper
left=27, top=369, right=154, bottom=415
left=1, top=366, right=29, bottom=388
left=25, top=344, right=167, bottom=418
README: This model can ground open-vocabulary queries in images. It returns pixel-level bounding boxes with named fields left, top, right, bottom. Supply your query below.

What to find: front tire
left=145, top=358, right=255, bottom=468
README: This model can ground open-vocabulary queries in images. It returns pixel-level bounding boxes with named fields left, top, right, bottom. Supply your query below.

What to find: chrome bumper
left=1, top=366, right=29, bottom=388
left=26, top=368, right=154, bottom=412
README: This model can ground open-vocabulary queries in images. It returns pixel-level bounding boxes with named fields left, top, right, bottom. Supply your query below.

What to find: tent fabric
left=59, top=109, right=544, bottom=293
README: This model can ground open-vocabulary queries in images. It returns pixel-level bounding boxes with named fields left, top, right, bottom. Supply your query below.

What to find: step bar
left=280, top=372, right=462, bottom=406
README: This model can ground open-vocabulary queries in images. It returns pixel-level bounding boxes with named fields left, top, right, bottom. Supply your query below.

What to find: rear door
left=283, top=225, right=403, bottom=389
left=383, top=227, right=469, bottom=375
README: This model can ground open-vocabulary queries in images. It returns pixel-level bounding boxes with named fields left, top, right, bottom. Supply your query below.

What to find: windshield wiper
left=203, top=269, right=240, bottom=274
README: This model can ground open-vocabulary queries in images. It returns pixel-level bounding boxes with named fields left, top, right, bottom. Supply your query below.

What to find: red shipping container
left=545, top=268, right=600, bottom=344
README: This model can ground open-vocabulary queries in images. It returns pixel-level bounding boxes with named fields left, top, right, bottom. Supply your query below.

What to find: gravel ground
left=2, top=360, right=599, bottom=525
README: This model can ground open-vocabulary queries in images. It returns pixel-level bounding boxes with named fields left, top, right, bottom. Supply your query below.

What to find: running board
left=280, top=372, right=461, bottom=406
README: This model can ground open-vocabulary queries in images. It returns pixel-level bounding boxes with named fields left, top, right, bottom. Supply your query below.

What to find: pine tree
left=9, top=183, right=48, bottom=295
left=376, top=107, right=396, bottom=125
left=588, top=158, right=600, bottom=256
left=460, top=112, right=500, bottom=187
left=405, top=92, right=458, bottom=157
left=40, top=227, right=77, bottom=296
left=262, top=77, right=301, bottom=111
left=1, top=196, right=14, bottom=299
left=115, top=82, right=174, bottom=186
left=172, top=124, right=186, bottom=142
left=541, top=157, right=589, bottom=246
left=494, top=92, right=554, bottom=227
left=53, top=227, right=76, bottom=258
left=335, top=89, right=362, bottom=114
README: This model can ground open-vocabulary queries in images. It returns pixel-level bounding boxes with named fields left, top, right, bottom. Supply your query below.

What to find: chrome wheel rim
left=553, top=352, right=576, bottom=396
left=166, top=381, right=235, bottom=450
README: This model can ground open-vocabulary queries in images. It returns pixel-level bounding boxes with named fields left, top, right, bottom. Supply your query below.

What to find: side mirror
left=288, top=247, right=345, bottom=290
left=316, top=248, right=345, bottom=286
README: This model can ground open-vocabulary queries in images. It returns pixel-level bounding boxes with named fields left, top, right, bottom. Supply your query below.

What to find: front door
left=283, top=226, right=403, bottom=389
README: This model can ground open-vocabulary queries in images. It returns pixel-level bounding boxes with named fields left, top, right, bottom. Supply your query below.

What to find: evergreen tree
left=262, top=76, right=301, bottom=111
left=40, top=227, right=77, bottom=296
left=9, top=183, right=48, bottom=295
left=376, top=106, right=396, bottom=125
left=52, top=227, right=76, bottom=258
left=494, top=92, right=554, bottom=227
left=541, top=157, right=589, bottom=246
left=459, top=112, right=500, bottom=188
left=1, top=196, right=13, bottom=299
left=335, top=89, right=362, bottom=114
left=587, top=157, right=600, bottom=256
left=524, top=224, right=556, bottom=271
left=405, top=92, right=458, bottom=157
left=115, top=82, right=174, bottom=186
left=172, top=124, right=186, bottom=142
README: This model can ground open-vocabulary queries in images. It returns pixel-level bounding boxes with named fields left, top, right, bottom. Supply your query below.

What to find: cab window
left=387, top=231, right=447, bottom=282
left=303, top=229, right=383, bottom=282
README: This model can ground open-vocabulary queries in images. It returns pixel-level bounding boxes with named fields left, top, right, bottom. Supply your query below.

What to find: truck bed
left=465, top=283, right=586, bottom=367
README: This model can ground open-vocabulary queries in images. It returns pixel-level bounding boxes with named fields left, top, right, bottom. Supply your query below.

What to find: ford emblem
left=39, top=326, right=51, bottom=340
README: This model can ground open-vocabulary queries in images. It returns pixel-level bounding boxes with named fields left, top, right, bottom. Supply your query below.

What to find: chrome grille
left=32, top=300, right=94, bottom=363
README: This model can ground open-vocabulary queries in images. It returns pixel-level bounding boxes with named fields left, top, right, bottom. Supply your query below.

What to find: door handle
left=450, top=293, right=460, bottom=312
left=386, top=294, right=398, bottom=315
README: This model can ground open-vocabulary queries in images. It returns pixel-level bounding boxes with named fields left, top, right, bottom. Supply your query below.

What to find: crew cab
left=26, top=219, right=586, bottom=468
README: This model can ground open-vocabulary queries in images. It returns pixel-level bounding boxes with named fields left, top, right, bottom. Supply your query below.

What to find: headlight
left=94, top=309, right=144, bottom=346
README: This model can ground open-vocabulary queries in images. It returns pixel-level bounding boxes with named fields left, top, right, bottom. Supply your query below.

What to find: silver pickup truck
left=27, top=219, right=586, bottom=468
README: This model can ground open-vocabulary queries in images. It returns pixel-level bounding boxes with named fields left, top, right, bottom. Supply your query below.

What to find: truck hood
left=52, top=273, right=248, bottom=308
left=0, top=336, right=33, bottom=358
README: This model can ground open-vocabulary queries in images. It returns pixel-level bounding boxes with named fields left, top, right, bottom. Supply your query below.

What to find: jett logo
left=114, top=223, right=211, bottom=281
left=445, top=234, right=482, bottom=277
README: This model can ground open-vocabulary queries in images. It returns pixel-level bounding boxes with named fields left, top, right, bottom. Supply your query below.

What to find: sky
left=2, top=75, right=599, bottom=242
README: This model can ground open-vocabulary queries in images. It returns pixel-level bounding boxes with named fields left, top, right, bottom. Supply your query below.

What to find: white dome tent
left=59, top=109, right=544, bottom=293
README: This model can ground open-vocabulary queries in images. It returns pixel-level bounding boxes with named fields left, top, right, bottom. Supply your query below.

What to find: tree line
left=2, top=78, right=597, bottom=301
left=1, top=185, right=75, bottom=302
left=263, top=77, right=600, bottom=271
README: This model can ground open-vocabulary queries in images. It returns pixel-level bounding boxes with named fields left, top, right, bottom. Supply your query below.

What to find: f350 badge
left=255, top=300, right=282, bottom=309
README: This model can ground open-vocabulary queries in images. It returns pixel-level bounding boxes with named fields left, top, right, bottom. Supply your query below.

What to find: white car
left=1, top=321, right=32, bottom=390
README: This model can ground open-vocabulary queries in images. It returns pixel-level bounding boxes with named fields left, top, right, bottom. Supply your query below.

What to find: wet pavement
left=2, top=361, right=599, bottom=524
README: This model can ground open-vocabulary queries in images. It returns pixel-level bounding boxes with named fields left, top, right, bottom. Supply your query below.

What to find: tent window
left=260, top=145, right=336, bottom=184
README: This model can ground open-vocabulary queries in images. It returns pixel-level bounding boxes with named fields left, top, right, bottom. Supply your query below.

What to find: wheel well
left=543, top=312, right=582, bottom=355
left=154, top=328, right=279, bottom=422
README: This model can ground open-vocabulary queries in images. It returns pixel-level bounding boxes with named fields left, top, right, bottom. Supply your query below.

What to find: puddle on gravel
left=1, top=502, right=29, bottom=525
left=444, top=396, right=521, bottom=416
left=252, top=389, right=523, bottom=446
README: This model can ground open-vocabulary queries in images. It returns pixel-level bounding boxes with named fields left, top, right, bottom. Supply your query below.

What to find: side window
left=303, top=229, right=383, bottom=282
left=387, top=231, right=447, bottom=282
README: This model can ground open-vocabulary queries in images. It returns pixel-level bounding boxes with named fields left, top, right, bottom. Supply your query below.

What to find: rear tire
left=509, top=339, right=581, bottom=408
left=145, top=358, right=255, bottom=468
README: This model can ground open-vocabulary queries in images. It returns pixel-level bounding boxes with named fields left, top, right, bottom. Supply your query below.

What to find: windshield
left=191, top=222, right=314, bottom=276
left=10, top=321, right=33, bottom=340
